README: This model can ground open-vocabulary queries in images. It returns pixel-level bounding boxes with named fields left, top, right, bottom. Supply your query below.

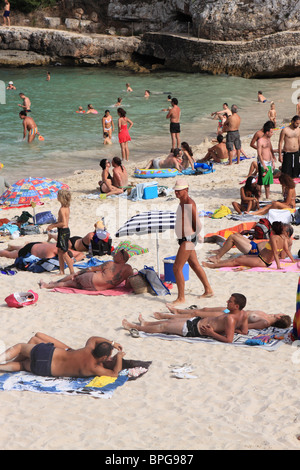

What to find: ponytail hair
left=112, top=156, right=124, bottom=172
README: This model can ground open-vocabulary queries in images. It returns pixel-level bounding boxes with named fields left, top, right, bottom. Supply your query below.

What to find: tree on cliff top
left=14, top=0, right=57, bottom=13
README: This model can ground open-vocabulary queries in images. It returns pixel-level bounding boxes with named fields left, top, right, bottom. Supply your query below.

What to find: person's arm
left=22, top=120, right=27, bottom=140
left=278, top=129, right=285, bottom=163
left=199, top=317, right=235, bottom=343
left=166, top=108, right=173, bottom=120
left=127, top=118, right=133, bottom=130
left=222, top=117, right=230, bottom=133
left=240, top=187, right=255, bottom=203
left=257, top=139, right=267, bottom=172
left=247, top=319, right=269, bottom=330
left=250, top=133, right=259, bottom=150
left=94, top=351, right=125, bottom=377
left=85, top=336, right=123, bottom=351
left=111, top=118, right=115, bottom=132
left=235, top=313, right=248, bottom=335
left=270, top=235, right=281, bottom=269
left=283, top=237, right=295, bottom=263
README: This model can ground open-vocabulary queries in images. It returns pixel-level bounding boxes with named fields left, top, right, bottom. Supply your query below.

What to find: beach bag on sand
left=128, top=269, right=151, bottom=294
left=254, top=218, right=271, bottom=240
left=139, top=266, right=171, bottom=296
left=5, top=290, right=38, bottom=308
left=34, top=211, right=56, bottom=225
left=20, top=224, right=40, bottom=235
left=90, top=238, right=112, bottom=256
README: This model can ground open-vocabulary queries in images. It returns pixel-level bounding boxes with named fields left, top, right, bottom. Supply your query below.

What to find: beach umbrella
left=115, top=210, right=176, bottom=276
left=0, top=177, right=69, bottom=208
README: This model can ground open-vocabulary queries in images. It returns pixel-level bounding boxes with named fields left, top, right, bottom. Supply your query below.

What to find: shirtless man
left=0, top=332, right=125, bottom=378
left=154, top=304, right=291, bottom=330
left=278, top=115, right=300, bottom=178
left=0, top=241, right=84, bottom=261
left=144, top=148, right=183, bottom=171
left=258, top=91, right=267, bottom=103
left=18, top=93, right=31, bottom=112
left=170, top=178, right=213, bottom=305
left=3, top=0, right=10, bottom=26
left=223, top=105, right=241, bottom=165
left=257, top=121, right=276, bottom=199
left=199, top=135, right=229, bottom=163
left=123, top=294, right=248, bottom=343
left=39, top=249, right=133, bottom=291
left=166, top=98, right=181, bottom=151
left=19, top=111, right=38, bottom=143
left=211, top=102, right=232, bottom=119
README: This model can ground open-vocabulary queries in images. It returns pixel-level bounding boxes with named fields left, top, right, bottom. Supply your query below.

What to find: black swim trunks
left=183, top=317, right=202, bottom=337
left=56, top=227, right=70, bottom=253
left=18, top=242, right=41, bottom=258
left=282, top=151, right=300, bottom=178
left=226, top=130, right=241, bottom=151
left=30, top=342, right=55, bottom=376
left=69, top=236, right=81, bottom=251
left=170, top=122, right=180, bottom=134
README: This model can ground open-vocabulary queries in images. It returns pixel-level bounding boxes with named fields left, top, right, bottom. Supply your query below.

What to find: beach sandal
left=170, top=365, right=194, bottom=374
left=129, top=328, right=140, bottom=338
left=172, top=372, right=198, bottom=379
left=188, top=305, right=198, bottom=310
left=1, top=268, right=17, bottom=276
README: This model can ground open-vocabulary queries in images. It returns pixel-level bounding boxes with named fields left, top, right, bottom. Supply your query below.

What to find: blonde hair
left=57, top=189, right=71, bottom=207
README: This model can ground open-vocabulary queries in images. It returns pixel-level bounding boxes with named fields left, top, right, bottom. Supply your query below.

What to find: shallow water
left=0, top=66, right=299, bottom=182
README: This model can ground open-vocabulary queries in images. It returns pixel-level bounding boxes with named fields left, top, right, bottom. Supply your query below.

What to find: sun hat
left=8, top=81, right=13, bottom=85
left=174, top=178, right=189, bottom=191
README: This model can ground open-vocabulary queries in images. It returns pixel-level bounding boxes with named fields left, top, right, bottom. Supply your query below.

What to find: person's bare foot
left=154, top=312, right=172, bottom=320
left=198, top=291, right=214, bottom=299
left=201, top=261, right=211, bottom=268
left=166, top=298, right=185, bottom=307
left=39, top=280, right=50, bottom=289
left=138, top=314, right=145, bottom=325
left=166, top=304, right=178, bottom=315
left=122, top=318, right=135, bottom=330
left=207, top=255, right=220, bottom=263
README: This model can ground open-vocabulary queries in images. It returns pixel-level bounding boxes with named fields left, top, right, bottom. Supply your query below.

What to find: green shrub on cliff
left=14, top=0, right=57, bottom=13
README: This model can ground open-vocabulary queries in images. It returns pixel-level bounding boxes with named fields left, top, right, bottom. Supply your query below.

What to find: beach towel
left=217, top=258, right=300, bottom=272
left=0, top=360, right=151, bottom=398
left=205, top=222, right=257, bottom=241
left=137, top=326, right=290, bottom=351
left=216, top=155, right=253, bottom=165
left=52, top=280, right=133, bottom=295
left=292, top=276, right=300, bottom=340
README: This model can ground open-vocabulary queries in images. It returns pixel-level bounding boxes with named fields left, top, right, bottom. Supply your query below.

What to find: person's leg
left=58, top=249, right=65, bottom=275
left=62, top=250, right=75, bottom=275
left=170, top=133, right=176, bottom=152
left=39, top=275, right=78, bottom=289
left=176, top=133, right=181, bottom=149
left=28, top=332, right=71, bottom=350
left=202, top=254, right=267, bottom=269
left=232, top=201, right=243, bottom=214
left=0, top=249, right=19, bottom=259
left=265, top=184, right=270, bottom=199
left=208, top=233, right=251, bottom=262
left=169, top=243, right=191, bottom=305
left=0, top=343, right=34, bottom=371
left=245, top=204, right=272, bottom=216
left=122, top=317, right=185, bottom=336
left=125, top=142, right=129, bottom=161
left=236, top=149, right=240, bottom=164
left=187, top=249, right=213, bottom=298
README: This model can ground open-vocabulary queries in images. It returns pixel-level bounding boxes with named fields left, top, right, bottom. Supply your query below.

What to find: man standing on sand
left=166, top=98, right=181, bottom=151
left=0, top=332, right=125, bottom=377
left=39, top=249, right=133, bottom=292
left=223, top=104, right=241, bottom=165
left=169, top=178, right=213, bottom=306
left=257, top=121, right=276, bottom=199
left=3, top=0, right=10, bottom=26
left=19, top=111, right=38, bottom=143
left=278, top=115, right=300, bottom=178
left=122, top=294, right=248, bottom=344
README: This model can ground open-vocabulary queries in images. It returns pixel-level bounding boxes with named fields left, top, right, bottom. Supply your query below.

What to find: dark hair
left=291, top=115, right=300, bottom=122
left=271, top=221, right=284, bottom=235
left=273, top=315, right=291, bottom=328
left=279, top=173, right=295, bottom=189
left=100, top=158, right=108, bottom=170
left=171, top=98, right=178, bottom=105
left=104, top=110, right=110, bottom=115
left=232, top=293, right=247, bottom=310
left=223, top=103, right=228, bottom=107
left=181, top=142, right=193, bottom=156
left=19, top=110, right=27, bottom=117
left=117, top=108, right=126, bottom=117
left=283, top=223, right=293, bottom=238
left=173, top=148, right=180, bottom=157
left=92, top=342, right=113, bottom=359
left=167, top=95, right=172, bottom=99
left=258, top=91, right=262, bottom=94
left=244, top=176, right=259, bottom=198
left=217, top=134, right=224, bottom=143
left=117, top=97, right=122, bottom=102
left=263, top=121, right=275, bottom=133
left=112, top=156, right=124, bottom=172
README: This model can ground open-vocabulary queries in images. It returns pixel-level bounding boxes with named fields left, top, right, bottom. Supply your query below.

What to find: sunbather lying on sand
left=123, top=293, right=248, bottom=343
left=155, top=305, right=291, bottom=330
left=0, top=241, right=83, bottom=261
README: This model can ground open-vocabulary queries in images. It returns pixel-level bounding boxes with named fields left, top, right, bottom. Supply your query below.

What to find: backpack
left=90, top=238, right=112, bottom=256
left=254, top=218, right=271, bottom=239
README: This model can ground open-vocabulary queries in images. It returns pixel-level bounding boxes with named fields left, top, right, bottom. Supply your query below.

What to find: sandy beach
left=0, top=128, right=299, bottom=451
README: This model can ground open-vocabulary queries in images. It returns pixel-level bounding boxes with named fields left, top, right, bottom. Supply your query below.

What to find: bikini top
left=265, top=241, right=282, bottom=252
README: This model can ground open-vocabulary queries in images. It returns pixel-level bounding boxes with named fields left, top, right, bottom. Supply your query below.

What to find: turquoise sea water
left=0, top=66, right=299, bottom=182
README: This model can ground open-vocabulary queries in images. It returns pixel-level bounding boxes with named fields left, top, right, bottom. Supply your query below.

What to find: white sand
left=0, top=130, right=299, bottom=450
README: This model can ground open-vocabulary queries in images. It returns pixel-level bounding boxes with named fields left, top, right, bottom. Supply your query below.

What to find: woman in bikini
left=181, top=142, right=195, bottom=170
left=98, top=159, right=123, bottom=196
left=117, top=108, right=133, bottom=161
left=232, top=177, right=260, bottom=214
left=202, top=221, right=295, bottom=270
left=246, top=173, right=296, bottom=216
left=102, top=110, right=114, bottom=139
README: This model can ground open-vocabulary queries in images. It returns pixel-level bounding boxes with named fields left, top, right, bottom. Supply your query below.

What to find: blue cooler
left=143, top=183, right=158, bottom=199
left=163, top=256, right=189, bottom=283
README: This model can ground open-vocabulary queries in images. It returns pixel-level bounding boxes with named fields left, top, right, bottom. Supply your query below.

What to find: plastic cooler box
left=143, top=183, right=158, bottom=199
left=163, top=256, right=189, bottom=283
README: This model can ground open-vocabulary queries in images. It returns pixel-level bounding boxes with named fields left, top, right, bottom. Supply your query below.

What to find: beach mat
left=138, top=327, right=290, bottom=351
left=0, top=360, right=151, bottom=399
left=217, top=258, right=300, bottom=272
left=51, top=281, right=133, bottom=296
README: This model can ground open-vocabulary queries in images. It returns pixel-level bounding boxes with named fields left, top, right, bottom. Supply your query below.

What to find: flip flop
left=129, top=328, right=140, bottom=338
left=170, top=366, right=194, bottom=374
left=172, top=372, right=198, bottom=379
left=188, top=305, right=198, bottom=310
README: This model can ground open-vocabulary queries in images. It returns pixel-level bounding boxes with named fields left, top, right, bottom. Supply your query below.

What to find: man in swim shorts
left=0, top=241, right=84, bottom=261
left=123, top=294, right=248, bottom=343
left=3, top=0, right=10, bottom=26
left=166, top=98, right=181, bottom=151
left=0, top=332, right=125, bottom=378
left=278, top=115, right=300, bottom=178
left=144, top=148, right=183, bottom=171
left=223, top=105, right=241, bottom=165
left=39, top=249, right=133, bottom=291
left=19, top=111, right=38, bottom=143
left=156, top=302, right=291, bottom=330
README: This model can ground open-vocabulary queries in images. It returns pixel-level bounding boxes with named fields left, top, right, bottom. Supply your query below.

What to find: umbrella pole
left=156, top=233, right=160, bottom=278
